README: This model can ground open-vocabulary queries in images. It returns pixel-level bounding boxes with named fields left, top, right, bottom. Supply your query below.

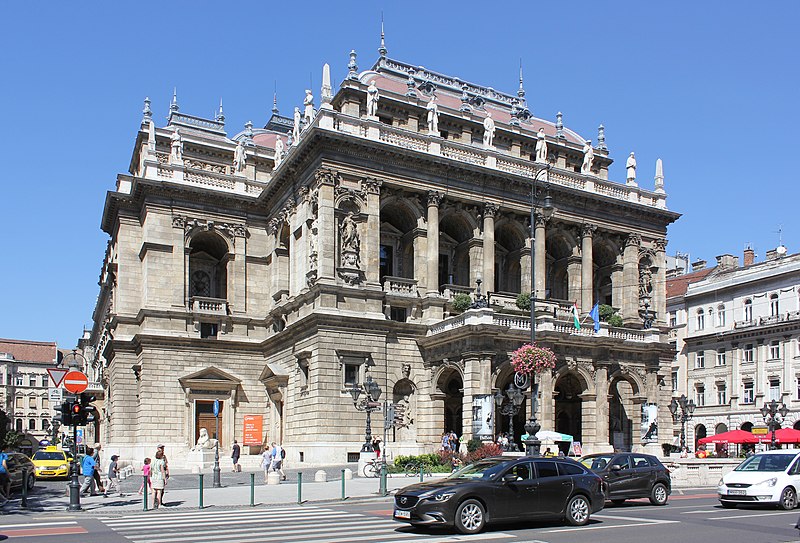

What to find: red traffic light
left=71, top=404, right=82, bottom=414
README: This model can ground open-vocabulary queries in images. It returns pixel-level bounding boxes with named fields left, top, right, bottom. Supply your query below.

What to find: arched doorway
left=741, top=421, right=754, bottom=432
left=793, top=420, right=800, bottom=431
left=609, top=378, right=635, bottom=451
left=694, top=424, right=707, bottom=450
left=554, top=373, right=584, bottom=443
left=493, top=379, right=528, bottom=449
left=437, top=368, right=463, bottom=437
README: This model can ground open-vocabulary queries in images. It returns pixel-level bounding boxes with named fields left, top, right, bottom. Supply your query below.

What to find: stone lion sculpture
left=193, top=427, right=219, bottom=451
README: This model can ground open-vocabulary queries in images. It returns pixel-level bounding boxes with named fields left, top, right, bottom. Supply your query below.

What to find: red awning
left=755, top=428, right=800, bottom=444
left=697, top=429, right=758, bottom=445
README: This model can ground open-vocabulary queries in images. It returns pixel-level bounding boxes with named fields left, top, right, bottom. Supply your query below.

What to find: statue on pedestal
left=535, top=128, right=548, bottom=163
left=170, top=127, right=183, bottom=163
left=233, top=139, right=246, bottom=173
left=626, top=152, right=637, bottom=183
left=426, top=95, right=439, bottom=135
left=581, top=140, right=594, bottom=174
left=340, top=212, right=361, bottom=267
left=483, top=112, right=495, bottom=148
left=366, top=80, right=380, bottom=117
left=192, top=428, right=219, bottom=451
left=292, top=107, right=301, bottom=144
left=303, top=90, right=315, bottom=127
left=273, top=136, right=285, bottom=169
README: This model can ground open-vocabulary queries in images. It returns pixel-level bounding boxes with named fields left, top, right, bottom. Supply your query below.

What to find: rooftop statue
left=303, top=90, right=315, bottom=127
left=626, top=152, right=637, bottom=183
left=426, top=95, right=439, bottom=135
left=292, top=107, right=301, bottom=145
left=233, top=139, right=247, bottom=173
left=581, top=140, right=594, bottom=175
left=273, top=136, right=285, bottom=169
left=482, top=112, right=495, bottom=148
left=366, top=80, right=380, bottom=117
left=170, top=127, right=183, bottom=163
left=535, top=128, right=548, bottom=163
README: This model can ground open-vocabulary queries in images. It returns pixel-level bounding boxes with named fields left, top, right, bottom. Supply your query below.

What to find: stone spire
left=216, top=98, right=225, bottom=123
left=597, top=124, right=607, bottom=150
left=321, top=63, right=333, bottom=110
left=170, top=88, right=179, bottom=113
left=378, top=16, right=387, bottom=59
left=517, top=61, right=527, bottom=108
left=654, top=158, right=665, bottom=193
left=272, top=89, right=279, bottom=115
left=556, top=111, right=564, bottom=139
left=347, top=49, right=359, bottom=81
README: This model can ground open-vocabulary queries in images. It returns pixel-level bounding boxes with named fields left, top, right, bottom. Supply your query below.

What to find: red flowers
left=510, top=343, right=557, bottom=375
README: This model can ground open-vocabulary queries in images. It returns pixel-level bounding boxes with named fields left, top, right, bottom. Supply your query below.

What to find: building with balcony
left=669, top=247, right=800, bottom=450
left=84, top=45, right=680, bottom=465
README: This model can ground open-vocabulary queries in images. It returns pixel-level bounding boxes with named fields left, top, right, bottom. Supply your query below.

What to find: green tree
left=451, top=293, right=472, bottom=312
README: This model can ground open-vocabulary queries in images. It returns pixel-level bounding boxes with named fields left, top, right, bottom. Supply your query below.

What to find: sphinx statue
left=193, top=427, right=219, bottom=451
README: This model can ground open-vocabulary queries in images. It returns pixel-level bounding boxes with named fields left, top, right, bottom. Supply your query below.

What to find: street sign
left=48, top=387, right=63, bottom=403
left=752, top=427, right=769, bottom=435
left=47, top=368, right=69, bottom=388
left=213, top=399, right=219, bottom=417
left=76, top=429, right=84, bottom=445
left=63, top=371, right=89, bottom=394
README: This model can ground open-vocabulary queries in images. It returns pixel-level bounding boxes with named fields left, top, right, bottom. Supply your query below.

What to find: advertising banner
left=243, top=415, right=263, bottom=446
left=641, top=403, right=658, bottom=443
left=472, top=395, right=494, bottom=441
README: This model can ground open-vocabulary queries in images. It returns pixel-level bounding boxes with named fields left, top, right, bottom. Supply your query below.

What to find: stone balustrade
left=383, top=276, right=419, bottom=297
left=190, top=296, right=229, bottom=315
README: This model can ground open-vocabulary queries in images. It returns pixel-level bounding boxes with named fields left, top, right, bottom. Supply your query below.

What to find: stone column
left=534, top=216, right=548, bottom=299
left=315, top=169, right=338, bottom=281
left=461, top=353, right=486, bottom=443
left=230, top=229, right=247, bottom=314
left=521, top=246, right=532, bottom=296
left=580, top=224, right=596, bottom=312
left=654, top=238, right=667, bottom=325
left=426, top=192, right=443, bottom=295
left=362, top=178, right=383, bottom=286
left=539, top=369, right=554, bottom=430
left=482, top=204, right=498, bottom=292
left=622, top=233, right=641, bottom=326
left=594, top=366, right=611, bottom=452
left=610, top=264, right=624, bottom=311
left=755, top=340, right=766, bottom=401
left=567, top=256, right=582, bottom=305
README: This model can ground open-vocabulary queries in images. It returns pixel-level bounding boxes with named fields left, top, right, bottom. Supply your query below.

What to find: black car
left=6, top=453, right=36, bottom=493
left=393, top=456, right=605, bottom=534
left=579, top=452, right=671, bottom=505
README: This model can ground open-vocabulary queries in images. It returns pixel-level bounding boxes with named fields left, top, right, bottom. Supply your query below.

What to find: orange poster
left=243, top=415, right=263, bottom=446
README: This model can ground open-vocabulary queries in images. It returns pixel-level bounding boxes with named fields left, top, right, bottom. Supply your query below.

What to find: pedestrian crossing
left=100, top=505, right=515, bottom=543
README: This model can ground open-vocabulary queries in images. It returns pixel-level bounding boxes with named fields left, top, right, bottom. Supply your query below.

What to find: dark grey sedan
left=393, top=456, right=606, bottom=534
left=580, top=452, right=671, bottom=505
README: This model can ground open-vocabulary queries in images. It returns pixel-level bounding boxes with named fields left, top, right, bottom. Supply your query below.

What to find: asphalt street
left=3, top=490, right=800, bottom=543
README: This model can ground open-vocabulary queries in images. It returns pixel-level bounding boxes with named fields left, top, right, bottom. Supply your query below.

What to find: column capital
left=581, top=223, right=597, bottom=238
left=653, top=237, right=667, bottom=252
left=625, top=232, right=642, bottom=248
left=427, top=190, right=443, bottom=208
left=534, top=214, right=551, bottom=227
left=483, top=202, right=499, bottom=218
left=362, top=177, right=383, bottom=195
left=314, top=167, right=340, bottom=186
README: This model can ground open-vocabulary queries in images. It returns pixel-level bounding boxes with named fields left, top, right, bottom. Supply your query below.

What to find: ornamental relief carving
left=173, top=215, right=247, bottom=241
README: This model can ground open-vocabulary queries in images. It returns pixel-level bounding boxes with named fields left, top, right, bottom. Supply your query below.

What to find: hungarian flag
left=572, top=303, right=581, bottom=330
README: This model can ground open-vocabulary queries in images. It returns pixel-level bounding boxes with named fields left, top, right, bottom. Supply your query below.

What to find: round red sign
left=63, top=370, right=89, bottom=394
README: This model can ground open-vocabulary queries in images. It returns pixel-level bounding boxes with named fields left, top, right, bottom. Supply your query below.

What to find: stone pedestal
left=186, top=449, right=216, bottom=471
left=267, top=472, right=281, bottom=485
left=314, top=470, right=327, bottom=482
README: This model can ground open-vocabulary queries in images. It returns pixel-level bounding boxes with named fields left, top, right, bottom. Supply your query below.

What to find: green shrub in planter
left=516, top=292, right=531, bottom=311
left=607, top=314, right=623, bottom=327
left=451, top=293, right=472, bottom=312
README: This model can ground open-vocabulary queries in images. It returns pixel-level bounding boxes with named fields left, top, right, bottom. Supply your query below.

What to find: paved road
left=4, top=491, right=800, bottom=543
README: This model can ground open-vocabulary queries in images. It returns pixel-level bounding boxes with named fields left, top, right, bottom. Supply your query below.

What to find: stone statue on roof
left=303, top=90, right=315, bottom=127
left=482, top=112, right=495, bottom=148
left=535, top=128, right=548, bottom=163
left=366, top=80, right=380, bottom=118
left=626, top=152, right=637, bottom=184
left=426, top=95, right=439, bottom=135
left=170, top=127, right=183, bottom=164
left=581, top=140, right=594, bottom=175
left=233, top=139, right=247, bottom=173
left=292, top=107, right=301, bottom=145
left=273, top=136, right=285, bottom=169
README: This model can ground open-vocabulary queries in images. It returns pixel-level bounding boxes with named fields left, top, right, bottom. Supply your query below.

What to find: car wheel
left=649, top=482, right=668, bottom=506
left=720, top=501, right=737, bottom=509
left=611, top=499, right=626, bottom=506
left=566, top=494, right=591, bottom=526
left=779, top=487, right=797, bottom=510
left=26, top=474, right=35, bottom=491
left=454, top=499, right=486, bottom=534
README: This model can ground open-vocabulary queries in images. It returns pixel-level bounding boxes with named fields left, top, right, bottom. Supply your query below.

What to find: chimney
left=691, top=259, right=707, bottom=271
left=715, top=254, right=739, bottom=271
left=743, top=248, right=755, bottom=266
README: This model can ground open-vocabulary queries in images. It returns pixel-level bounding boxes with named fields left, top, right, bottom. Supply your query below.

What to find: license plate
left=728, top=490, right=746, bottom=495
left=394, top=509, right=411, bottom=519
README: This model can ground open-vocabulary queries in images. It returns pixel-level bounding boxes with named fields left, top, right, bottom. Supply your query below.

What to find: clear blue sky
left=1, top=1, right=797, bottom=349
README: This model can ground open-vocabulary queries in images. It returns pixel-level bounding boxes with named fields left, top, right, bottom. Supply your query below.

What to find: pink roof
left=252, top=132, right=286, bottom=149
left=0, top=338, right=58, bottom=364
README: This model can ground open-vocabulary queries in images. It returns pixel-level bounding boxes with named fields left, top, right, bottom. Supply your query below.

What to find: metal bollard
left=21, top=469, right=28, bottom=508
left=341, top=469, right=346, bottom=501
left=143, top=475, right=148, bottom=511
left=380, top=462, right=387, bottom=497
left=250, top=473, right=255, bottom=507
left=419, top=465, right=424, bottom=482
left=198, top=473, right=204, bottom=509
left=297, top=472, right=302, bottom=504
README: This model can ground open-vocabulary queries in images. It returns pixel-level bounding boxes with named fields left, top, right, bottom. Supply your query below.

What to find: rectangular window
left=770, top=341, right=781, bottom=360
left=40, top=375, right=48, bottom=388
left=744, top=344, right=754, bottom=363
left=672, top=370, right=678, bottom=392
left=743, top=382, right=754, bottom=404
left=42, top=398, right=49, bottom=410
left=15, top=376, right=23, bottom=386
left=298, top=359, right=309, bottom=389
left=796, top=377, right=800, bottom=400
left=28, top=397, right=36, bottom=409
left=695, top=385, right=705, bottom=407
left=717, top=383, right=727, bottom=405
left=697, top=312, right=705, bottom=331
left=695, top=352, right=705, bottom=369
left=717, top=307, right=726, bottom=327
left=716, top=349, right=726, bottom=366
left=669, top=313, right=677, bottom=327
left=14, top=397, right=22, bottom=409
left=770, top=378, right=781, bottom=401
left=340, top=354, right=366, bottom=390
left=28, top=376, right=36, bottom=387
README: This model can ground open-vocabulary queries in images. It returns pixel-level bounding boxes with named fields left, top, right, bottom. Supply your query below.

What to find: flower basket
left=510, top=343, right=557, bottom=375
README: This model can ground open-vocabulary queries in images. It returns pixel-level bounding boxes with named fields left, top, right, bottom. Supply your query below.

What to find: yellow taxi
left=31, top=446, right=71, bottom=479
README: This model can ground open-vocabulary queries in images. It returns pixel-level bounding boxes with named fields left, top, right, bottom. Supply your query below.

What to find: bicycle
left=404, top=460, right=433, bottom=478
left=362, top=458, right=383, bottom=478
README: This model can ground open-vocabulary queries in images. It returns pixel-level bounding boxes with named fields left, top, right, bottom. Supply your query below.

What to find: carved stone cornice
left=173, top=215, right=247, bottom=239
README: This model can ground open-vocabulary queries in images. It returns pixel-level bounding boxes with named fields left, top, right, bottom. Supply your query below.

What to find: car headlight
left=434, top=492, right=455, bottom=502
left=718, top=478, right=725, bottom=486
left=59, top=464, right=68, bottom=470
left=759, top=477, right=778, bottom=487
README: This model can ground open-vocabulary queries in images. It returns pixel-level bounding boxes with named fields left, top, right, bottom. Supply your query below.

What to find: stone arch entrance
left=608, top=377, right=637, bottom=451
left=695, top=424, right=707, bottom=450
left=554, top=373, right=585, bottom=443
left=436, top=368, right=463, bottom=437
left=494, top=375, right=528, bottom=448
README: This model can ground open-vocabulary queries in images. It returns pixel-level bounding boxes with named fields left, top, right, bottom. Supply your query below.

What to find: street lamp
left=349, top=375, right=382, bottom=452
left=760, top=400, right=789, bottom=450
left=641, top=295, right=654, bottom=329
left=523, top=165, right=554, bottom=457
left=668, top=394, right=695, bottom=452
left=495, top=386, right=526, bottom=451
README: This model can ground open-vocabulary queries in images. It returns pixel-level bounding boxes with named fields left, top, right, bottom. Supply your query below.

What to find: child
left=104, top=455, right=122, bottom=497
left=138, top=457, right=152, bottom=495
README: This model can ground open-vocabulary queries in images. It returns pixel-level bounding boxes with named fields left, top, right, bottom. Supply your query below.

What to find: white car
left=718, top=449, right=800, bottom=509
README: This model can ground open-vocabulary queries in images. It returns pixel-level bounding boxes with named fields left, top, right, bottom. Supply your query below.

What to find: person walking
left=270, top=442, right=286, bottom=481
left=138, top=457, right=151, bottom=495
left=231, top=440, right=241, bottom=473
left=104, top=455, right=122, bottom=497
left=0, top=445, right=11, bottom=505
left=156, top=444, right=169, bottom=497
left=150, top=449, right=167, bottom=509
left=80, top=448, right=99, bottom=496
left=261, top=446, right=271, bottom=482
left=92, top=443, right=106, bottom=494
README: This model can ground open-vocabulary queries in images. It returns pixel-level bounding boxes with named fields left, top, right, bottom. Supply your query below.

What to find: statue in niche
left=626, top=152, right=637, bottom=182
left=170, top=127, right=183, bottom=163
left=233, top=139, right=246, bottom=173
left=639, top=267, right=653, bottom=298
left=426, top=95, right=439, bottom=135
left=303, top=90, right=315, bottom=126
left=366, top=80, right=380, bottom=117
left=535, top=128, right=548, bottom=163
left=192, top=427, right=219, bottom=451
left=308, top=217, right=318, bottom=270
left=340, top=212, right=360, bottom=267
left=292, top=107, right=301, bottom=144
left=482, top=111, right=495, bottom=147
left=581, top=140, right=594, bottom=174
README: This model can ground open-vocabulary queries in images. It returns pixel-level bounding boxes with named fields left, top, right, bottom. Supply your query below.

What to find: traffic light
left=70, top=402, right=83, bottom=426
left=54, top=401, right=72, bottom=425
left=80, top=393, right=97, bottom=424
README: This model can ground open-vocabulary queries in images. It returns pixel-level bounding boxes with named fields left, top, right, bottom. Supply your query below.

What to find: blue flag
left=589, top=303, right=600, bottom=332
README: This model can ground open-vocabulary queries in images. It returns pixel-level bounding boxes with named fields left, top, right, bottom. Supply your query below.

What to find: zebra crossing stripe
left=103, top=509, right=340, bottom=528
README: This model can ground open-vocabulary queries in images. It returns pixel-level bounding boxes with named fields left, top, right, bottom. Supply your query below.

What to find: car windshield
left=33, top=452, right=65, bottom=461
left=735, top=453, right=795, bottom=472
left=446, top=458, right=508, bottom=480
left=580, top=455, right=613, bottom=471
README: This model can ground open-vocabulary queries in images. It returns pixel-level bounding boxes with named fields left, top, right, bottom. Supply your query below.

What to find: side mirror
left=502, top=473, right=518, bottom=483
left=610, top=464, right=623, bottom=472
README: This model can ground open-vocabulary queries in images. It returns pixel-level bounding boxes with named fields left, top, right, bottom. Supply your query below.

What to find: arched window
left=188, top=232, right=228, bottom=300
left=15, top=419, right=22, bottom=431
left=744, top=299, right=753, bottom=322
left=28, top=419, right=36, bottom=431
left=696, top=309, right=705, bottom=331
left=716, top=304, right=725, bottom=327
left=770, top=294, right=779, bottom=317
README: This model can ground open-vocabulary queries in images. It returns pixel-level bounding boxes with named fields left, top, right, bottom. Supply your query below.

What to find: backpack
left=280, top=448, right=286, bottom=460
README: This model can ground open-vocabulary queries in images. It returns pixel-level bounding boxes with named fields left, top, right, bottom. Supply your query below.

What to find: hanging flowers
left=510, top=343, right=557, bottom=375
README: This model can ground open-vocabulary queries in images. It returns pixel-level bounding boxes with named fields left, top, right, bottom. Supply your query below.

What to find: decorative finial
left=379, top=14, right=387, bottom=59
left=556, top=111, right=565, bottom=139
left=406, top=68, right=417, bottom=97
left=142, top=96, right=152, bottom=121
left=244, top=121, right=254, bottom=145
left=518, top=60, right=526, bottom=101
left=460, top=83, right=470, bottom=112
left=272, top=87, right=279, bottom=115
left=170, top=88, right=179, bottom=113
left=216, top=98, right=225, bottom=123
left=597, top=124, right=606, bottom=150
left=654, top=158, right=664, bottom=192
left=347, top=49, right=359, bottom=80
left=321, top=63, right=333, bottom=110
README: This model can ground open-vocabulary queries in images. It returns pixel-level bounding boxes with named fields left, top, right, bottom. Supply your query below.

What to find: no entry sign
left=63, top=370, right=89, bottom=394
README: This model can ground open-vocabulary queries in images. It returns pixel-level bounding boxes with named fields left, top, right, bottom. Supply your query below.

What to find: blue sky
left=1, top=1, right=797, bottom=349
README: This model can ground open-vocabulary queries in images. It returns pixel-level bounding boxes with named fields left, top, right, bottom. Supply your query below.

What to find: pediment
left=179, top=365, right=241, bottom=391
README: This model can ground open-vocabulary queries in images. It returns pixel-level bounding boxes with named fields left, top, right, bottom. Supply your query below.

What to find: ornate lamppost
left=495, top=386, right=525, bottom=451
left=523, top=165, right=554, bottom=457
left=760, top=399, right=789, bottom=450
left=668, top=394, right=695, bottom=452
left=641, top=294, right=654, bottom=329
left=349, top=376, right=382, bottom=452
